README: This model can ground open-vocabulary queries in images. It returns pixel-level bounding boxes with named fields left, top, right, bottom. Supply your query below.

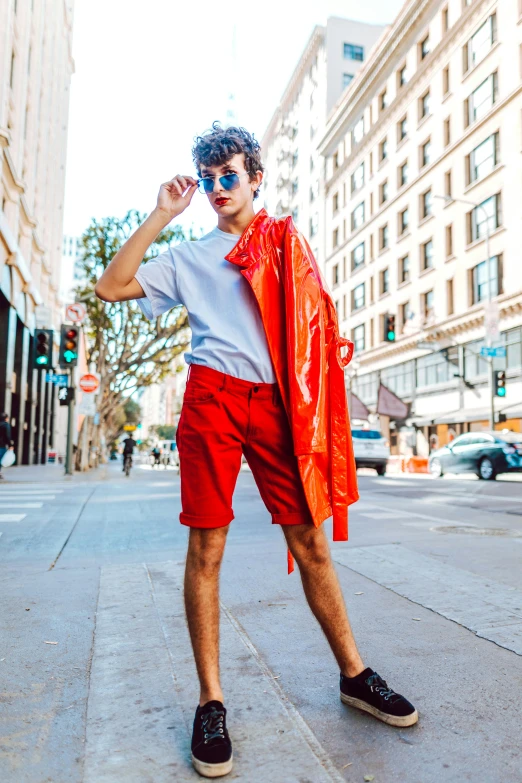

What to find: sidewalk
left=0, top=462, right=108, bottom=484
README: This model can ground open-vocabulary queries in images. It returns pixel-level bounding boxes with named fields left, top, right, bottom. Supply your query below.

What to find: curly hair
left=192, top=122, right=264, bottom=200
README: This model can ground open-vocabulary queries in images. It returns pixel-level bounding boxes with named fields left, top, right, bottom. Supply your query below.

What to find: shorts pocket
left=183, top=380, right=218, bottom=403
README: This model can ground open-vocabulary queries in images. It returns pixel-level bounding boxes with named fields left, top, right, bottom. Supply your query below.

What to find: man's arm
left=94, top=175, right=198, bottom=303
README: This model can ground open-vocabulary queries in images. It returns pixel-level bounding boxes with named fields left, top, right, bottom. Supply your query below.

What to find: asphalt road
left=1, top=462, right=521, bottom=783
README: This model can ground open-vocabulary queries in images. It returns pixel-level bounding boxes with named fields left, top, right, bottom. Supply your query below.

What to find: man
left=122, top=433, right=136, bottom=471
left=0, top=413, right=13, bottom=480
left=95, top=123, right=417, bottom=778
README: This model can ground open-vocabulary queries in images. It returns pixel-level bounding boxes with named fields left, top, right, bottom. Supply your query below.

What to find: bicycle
left=123, top=453, right=132, bottom=477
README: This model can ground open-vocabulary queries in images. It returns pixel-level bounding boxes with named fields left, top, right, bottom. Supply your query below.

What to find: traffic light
left=493, top=370, right=507, bottom=398
left=58, top=386, right=75, bottom=406
left=384, top=314, right=396, bottom=342
left=59, top=324, right=80, bottom=368
left=33, top=329, right=53, bottom=369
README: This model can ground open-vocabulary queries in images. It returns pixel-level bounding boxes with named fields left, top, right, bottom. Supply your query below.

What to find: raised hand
left=156, top=175, right=198, bottom=220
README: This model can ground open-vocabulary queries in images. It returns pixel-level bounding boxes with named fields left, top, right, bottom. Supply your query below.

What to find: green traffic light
left=64, top=350, right=77, bottom=363
left=36, top=355, right=49, bottom=365
left=387, top=331, right=396, bottom=341
left=497, top=387, right=506, bottom=397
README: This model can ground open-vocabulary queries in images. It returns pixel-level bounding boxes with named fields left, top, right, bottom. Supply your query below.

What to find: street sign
left=66, top=302, right=87, bottom=323
left=123, top=424, right=137, bottom=431
left=46, top=373, right=68, bottom=385
left=79, top=373, right=100, bottom=393
left=78, top=395, right=96, bottom=416
left=480, top=346, right=506, bottom=358
left=58, top=386, right=75, bottom=406
left=416, top=341, right=440, bottom=351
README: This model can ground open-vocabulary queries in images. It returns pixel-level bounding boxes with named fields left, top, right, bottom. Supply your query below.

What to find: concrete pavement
left=1, top=461, right=521, bottom=782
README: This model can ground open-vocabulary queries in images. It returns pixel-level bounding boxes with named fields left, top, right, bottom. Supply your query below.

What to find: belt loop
left=187, top=365, right=192, bottom=381
left=272, top=384, right=278, bottom=406
left=220, top=372, right=228, bottom=392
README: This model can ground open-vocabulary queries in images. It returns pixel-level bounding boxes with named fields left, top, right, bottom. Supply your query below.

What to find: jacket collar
left=225, top=208, right=273, bottom=268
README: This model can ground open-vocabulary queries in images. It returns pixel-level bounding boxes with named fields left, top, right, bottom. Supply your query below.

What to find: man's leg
left=184, top=526, right=230, bottom=706
left=282, top=523, right=364, bottom=677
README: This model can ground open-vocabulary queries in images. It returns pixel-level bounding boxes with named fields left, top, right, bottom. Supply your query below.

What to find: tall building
left=262, top=18, right=386, bottom=269
left=0, top=0, right=74, bottom=463
left=319, top=0, right=522, bottom=453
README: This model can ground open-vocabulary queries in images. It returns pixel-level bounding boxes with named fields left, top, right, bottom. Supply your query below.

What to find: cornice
left=3, top=148, right=25, bottom=192
left=320, top=0, right=497, bottom=160
left=355, top=290, right=522, bottom=369
left=262, top=25, right=325, bottom=149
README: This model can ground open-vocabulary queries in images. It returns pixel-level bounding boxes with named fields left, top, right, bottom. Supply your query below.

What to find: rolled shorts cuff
left=271, top=510, right=313, bottom=526
left=179, top=511, right=234, bottom=529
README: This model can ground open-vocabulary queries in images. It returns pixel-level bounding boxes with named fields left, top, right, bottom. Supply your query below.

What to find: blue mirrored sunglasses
left=197, top=172, right=249, bottom=194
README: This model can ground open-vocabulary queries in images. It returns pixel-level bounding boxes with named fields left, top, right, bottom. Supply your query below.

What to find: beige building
left=0, top=0, right=75, bottom=463
left=262, top=18, right=385, bottom=268
left=319, top=0, right=522, bottom=453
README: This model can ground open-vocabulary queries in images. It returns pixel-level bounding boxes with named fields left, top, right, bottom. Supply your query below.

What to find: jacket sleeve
left=282, top=218, right=327, bottom=454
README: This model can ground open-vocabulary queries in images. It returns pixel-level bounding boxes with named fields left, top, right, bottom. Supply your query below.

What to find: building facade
left=319, top=0, right=522, bottom=453
left=0, top=0, right=74, bottom=463
left=262, top=18, right=385, bottom=269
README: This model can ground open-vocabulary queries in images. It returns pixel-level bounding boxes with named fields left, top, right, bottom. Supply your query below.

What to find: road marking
left=1, top=503, right=43, bottom=509
left=334, top=544, right=522, bottom=656
left=358, top=511, right=404, bottom=520
left=0, top=492, right=60, bottom=497
left=0, top=514, right=27, bottom=522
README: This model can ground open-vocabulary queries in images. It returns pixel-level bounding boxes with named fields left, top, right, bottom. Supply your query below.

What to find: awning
left=411, top=402, right=522, bottom=427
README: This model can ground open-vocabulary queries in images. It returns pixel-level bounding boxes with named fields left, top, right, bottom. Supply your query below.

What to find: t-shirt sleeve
left=134, top=246, right=182, bottom=319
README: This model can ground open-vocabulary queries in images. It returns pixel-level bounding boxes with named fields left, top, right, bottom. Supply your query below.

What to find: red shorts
left=176, top=364, right=313, bottom=529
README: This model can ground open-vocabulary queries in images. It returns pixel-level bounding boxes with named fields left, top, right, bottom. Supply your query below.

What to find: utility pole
left=65, top=370, right=75, bottom=476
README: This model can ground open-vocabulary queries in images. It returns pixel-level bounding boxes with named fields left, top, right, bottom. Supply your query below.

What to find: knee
left=187, top=529, right=228, bottom=574
left=291, top=531, right=331, bottom=569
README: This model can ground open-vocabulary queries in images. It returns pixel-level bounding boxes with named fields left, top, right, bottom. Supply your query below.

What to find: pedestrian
left=151, top=445, right=161, bottom=468
left=0, top=413, right=13, bottom=480
left=94, top=122, right=418, bottom=778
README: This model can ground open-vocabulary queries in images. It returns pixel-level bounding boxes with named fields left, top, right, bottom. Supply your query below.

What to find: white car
left=351, top=428, right=390, bottom=475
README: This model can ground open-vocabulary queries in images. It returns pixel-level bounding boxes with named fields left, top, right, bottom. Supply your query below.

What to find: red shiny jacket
left=226, top=209, right=359, bottom=571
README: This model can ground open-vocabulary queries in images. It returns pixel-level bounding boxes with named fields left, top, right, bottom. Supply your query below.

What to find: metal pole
left=481, top=207, right=495, bottom=431
left=65, top=370, right=75, bottom=476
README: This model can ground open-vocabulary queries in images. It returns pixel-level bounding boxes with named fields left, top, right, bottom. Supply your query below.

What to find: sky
left=63, top=0, right=404, bottom=240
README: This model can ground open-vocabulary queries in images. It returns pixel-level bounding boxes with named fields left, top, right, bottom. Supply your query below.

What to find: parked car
left=429, top=431, right=522, bottom=480
left=351, top=428, right=390, bottom=475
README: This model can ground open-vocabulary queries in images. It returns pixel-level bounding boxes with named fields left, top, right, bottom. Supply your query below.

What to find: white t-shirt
left=135, top=227, right=276, bottom=383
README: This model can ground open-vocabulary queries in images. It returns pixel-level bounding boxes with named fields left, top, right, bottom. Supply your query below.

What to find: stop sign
left=79, top=374, right=99, bottom=393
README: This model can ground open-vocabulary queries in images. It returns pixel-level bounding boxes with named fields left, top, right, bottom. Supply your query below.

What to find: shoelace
left=200, top=708, right=226, bottom=744
left=366, top=673, right=401, bottom=703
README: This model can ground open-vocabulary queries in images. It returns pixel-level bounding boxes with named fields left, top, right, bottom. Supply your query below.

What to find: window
left=398, top=63, right=408, bottom=87
left=352, top=202, right=365, bottom=230
left=333, top=192, right=339, bottom=213
left=400, top=302, right=412, bottom=332
left=292, top=207, right=299, bottom=223
left=352, top=117, right=364, bottom=144
left=421, top=139, right=432, bottom=167
left=351, top=162, right=364, bottom=192
left=469, top=194, right=501, bottom=241
left=353, top=324, right=365, bottom=352
left=466, top=73, right=498, bottom=126
left=379, top=180, right=388, bottom=204
left=444, top=117, right=451, bottom=147
left=352, top=242, right=365, bottom=270
left=381, top=267, right=390, bottom=294
left=467, top=133, right=499, bottom=184
left=446, top=224, right=453, bottom=257
left=380, top=224, right=389, bottom=251
left=444, top=170, right=452, bottom=197
left=352, top=283, right=366, bottom=310
left=344, top=43, right=364, bottom=61
left=380, top=90, right=388, bottom=111
left=333, top=152, right=339, bottom=170
left=417, top=348, right=458, bottom=387
left=420, top=35, right=430, bottom=60
left=422, top=239, right=434, bottom=269
left=343, top=73, right=354, bottom=89
left=400, top=255, right=410, bottom=283
left=464, top=15, right=497, bottom=72
left=420, top=90, right=431, bottom=119
left=10, top=53, right=15, bottom=89
left=292, top=151, right=298, bottom=168
left=333, top=228, right=339, bottom=248
left=505, top=326, right=522, bottom=371
left=422, top=289, right=435, bottom=318
left=309, top=213, right=318, bottom=237
left=472, top=256, right=500, bottom=302
left=292, top=179, right=299, bottom=195
left=332, top=263, right=340, bottom=287
left=442, top=5, right=449, bottom=33
left=310, top=181, right=318, bottom=202
left=398, top=116, right=408, bottom=142
left=380, top=138, right=388, bottom=161
left=421, top=189, right=433, bottom=219
left=400, top=207, right=409, bottom=234
left=447, top=278, right=454, bottom=315
left=399, top=161, right=409, bottom=187
left=343, top=294, right=347, bottom=320
left=443, top=65, right=450, bottom=95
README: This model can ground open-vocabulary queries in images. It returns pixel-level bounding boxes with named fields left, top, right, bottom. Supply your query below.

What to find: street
left=1, top=464, right=521, bottom=783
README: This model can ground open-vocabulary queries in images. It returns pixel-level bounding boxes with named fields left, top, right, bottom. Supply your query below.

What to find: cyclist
left=122, top=433, right=136, bottom=473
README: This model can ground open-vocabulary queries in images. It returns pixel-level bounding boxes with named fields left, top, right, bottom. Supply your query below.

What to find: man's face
left=199, top=153, right=262, bottom=217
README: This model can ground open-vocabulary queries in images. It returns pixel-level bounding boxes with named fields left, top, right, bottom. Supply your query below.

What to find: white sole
left=340, top=693, right=419, bottom=727
left=192, top=753, right=233, bottom=778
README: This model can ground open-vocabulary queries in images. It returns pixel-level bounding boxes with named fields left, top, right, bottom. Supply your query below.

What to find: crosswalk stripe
left=0, top=514, right=27, bottom=522
left=0, top=490, right=62, bottom=495
left=1, top=503, right=43, bottom=509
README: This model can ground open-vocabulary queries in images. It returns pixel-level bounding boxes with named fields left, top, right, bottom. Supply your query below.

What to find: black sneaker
left=191, top=700, right=233, bottom=778
left=340, top=668, right=418, bottom=727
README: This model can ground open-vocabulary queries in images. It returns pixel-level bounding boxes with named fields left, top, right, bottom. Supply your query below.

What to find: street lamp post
left=434, top=194, right=495, bottom=429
